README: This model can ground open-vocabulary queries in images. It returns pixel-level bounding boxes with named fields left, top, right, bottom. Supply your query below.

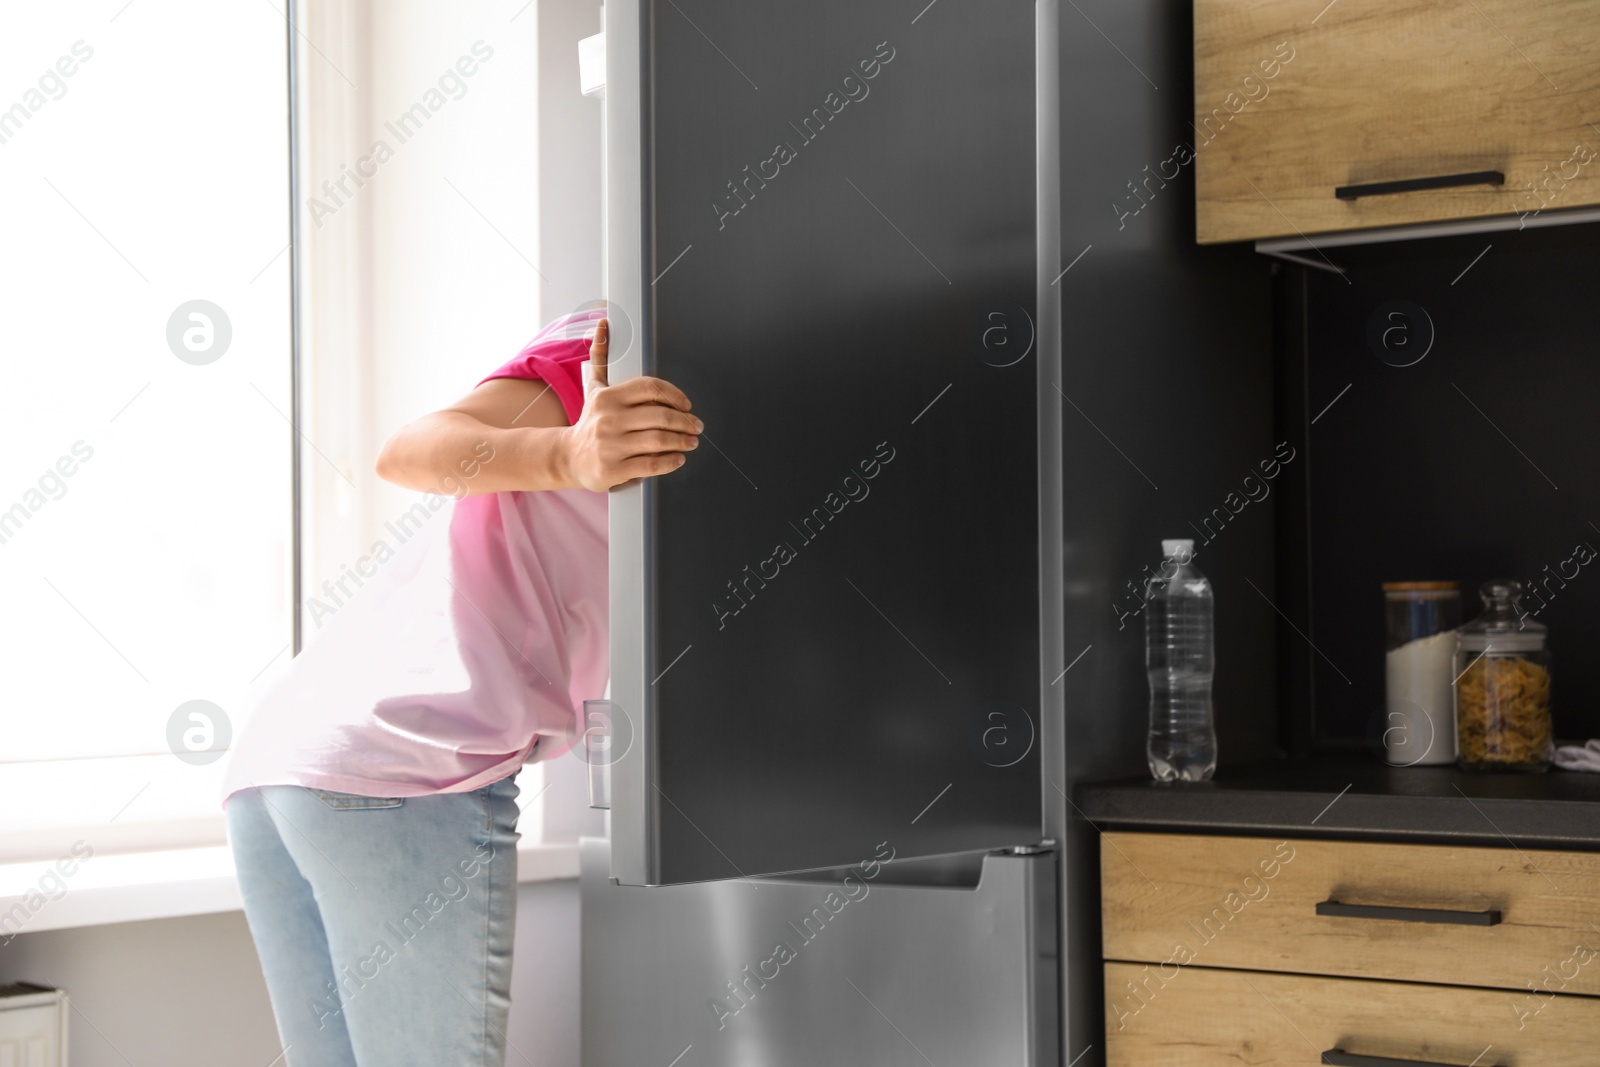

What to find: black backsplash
left=1288, top=222, right=1600, bottom=752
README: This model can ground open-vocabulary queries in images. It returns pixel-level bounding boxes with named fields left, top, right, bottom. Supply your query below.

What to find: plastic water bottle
left=1145, top=539, right=1217, bottom=782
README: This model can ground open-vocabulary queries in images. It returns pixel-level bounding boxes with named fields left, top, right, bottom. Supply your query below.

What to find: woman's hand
left=560, top=318, right=702, bottom=492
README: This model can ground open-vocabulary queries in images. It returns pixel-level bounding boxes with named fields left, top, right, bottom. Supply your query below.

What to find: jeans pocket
left=305, top=787, right=405, bottom=810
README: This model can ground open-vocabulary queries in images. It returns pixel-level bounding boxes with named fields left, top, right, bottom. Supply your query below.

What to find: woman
left=221, top=311, right=701, bottom=1066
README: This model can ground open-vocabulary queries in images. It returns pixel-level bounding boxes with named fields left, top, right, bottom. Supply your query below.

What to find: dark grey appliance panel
left=1047, top=2, right=1281, bottom=1063
left=608, top=0, right=1041, bottom=885
left=581, top=839, right=1059, bottom=1067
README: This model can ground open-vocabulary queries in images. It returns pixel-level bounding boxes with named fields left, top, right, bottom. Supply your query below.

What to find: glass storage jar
left=1382, top=581, right=1461, bottom=766
left=1454, top=580, right=1552, bottom=772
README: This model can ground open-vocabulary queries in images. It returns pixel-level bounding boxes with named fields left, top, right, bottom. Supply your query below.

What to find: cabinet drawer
left=1102, top=833, right=1600, bottom=994
left=1106, top=963, right=1600, bottom=1066
left=1193, top=0, right=1600, bottom=243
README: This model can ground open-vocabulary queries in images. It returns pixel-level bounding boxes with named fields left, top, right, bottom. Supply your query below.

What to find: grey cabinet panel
left=606, top=0, right=1043, bottom=885
left=1045, top=2, right=1281, bottom=1062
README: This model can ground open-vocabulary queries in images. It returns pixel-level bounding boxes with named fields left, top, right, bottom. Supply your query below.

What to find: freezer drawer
left=580, top=839, right=1058, bottom=1066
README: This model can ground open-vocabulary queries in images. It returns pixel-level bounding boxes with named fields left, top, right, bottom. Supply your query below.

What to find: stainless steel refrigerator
left=581, top=1, right=1278, bottom=1063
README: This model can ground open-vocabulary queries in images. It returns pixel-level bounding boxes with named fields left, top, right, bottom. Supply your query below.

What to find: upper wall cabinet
left=1193, top=0, right=1600, bottom=244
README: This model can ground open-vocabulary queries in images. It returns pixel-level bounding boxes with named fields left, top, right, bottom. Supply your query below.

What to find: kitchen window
left=1, top=0, right=582, bottom=866
left=0, top=1, right=293, bottom=863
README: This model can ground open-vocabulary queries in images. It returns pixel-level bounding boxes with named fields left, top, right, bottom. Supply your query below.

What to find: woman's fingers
left=612, top=452, right=687, bottom=486
left=605, top=374, right=691, bottom=412
left=617, top=429, right=699, bottom=455
left=569, top=322, right=699, bottom=488
left=588, top=317, right=609, bottom=392
left=611, top=403, right=702, bottom=435
left=595, top=429, right=698, bottom=469
left=584, top=317, right=690, bottom=416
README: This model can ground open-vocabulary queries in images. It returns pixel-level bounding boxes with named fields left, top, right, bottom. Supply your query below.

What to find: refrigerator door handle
left=583, top=698, right=615, bottom=810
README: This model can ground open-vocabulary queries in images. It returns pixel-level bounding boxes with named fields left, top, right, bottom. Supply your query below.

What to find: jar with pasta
left=1454, top=580, right=1552, bottom=772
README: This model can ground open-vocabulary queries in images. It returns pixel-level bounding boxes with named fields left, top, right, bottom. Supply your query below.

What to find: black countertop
left=1075, top=756, right=1600, bottom=849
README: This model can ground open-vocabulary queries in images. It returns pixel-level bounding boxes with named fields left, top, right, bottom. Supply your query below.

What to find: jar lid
left=1458, top=579, right=1546, bottom=650
left=1382, top=580, right=1460, bottom=595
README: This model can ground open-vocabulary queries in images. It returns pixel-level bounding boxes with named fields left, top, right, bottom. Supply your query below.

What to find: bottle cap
left=1162, top=539, right=1195, bottom=560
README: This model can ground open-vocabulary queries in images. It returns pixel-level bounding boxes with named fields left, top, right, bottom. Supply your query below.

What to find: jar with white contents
left=1382, top=581, right=1461, bottom=766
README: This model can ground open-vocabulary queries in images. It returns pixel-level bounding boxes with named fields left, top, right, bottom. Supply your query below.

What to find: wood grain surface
left=1102, top=832, right=1600, bottom=996
left=1106, top=961, right=1600, bottom=1065
left=1193, top=0, right=1600, bottom=242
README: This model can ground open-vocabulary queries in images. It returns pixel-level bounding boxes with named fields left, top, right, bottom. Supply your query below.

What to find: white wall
left=0, top=881, right=579, bottom=1067
left=537, top=0, right=605, bottom=318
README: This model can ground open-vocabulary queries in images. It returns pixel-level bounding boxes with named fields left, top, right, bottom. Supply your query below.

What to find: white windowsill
left=0, top=841, right=581, bottom=937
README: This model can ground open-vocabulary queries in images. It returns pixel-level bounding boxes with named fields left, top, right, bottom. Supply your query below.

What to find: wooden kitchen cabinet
left=1193, top=0, right=1600, bottom=244
left=1106, top=962, right=1600, bottom=1066
left=1102, top=832, right=1600, bottom=1064
left=1102, top=831, right=1600, bottom=996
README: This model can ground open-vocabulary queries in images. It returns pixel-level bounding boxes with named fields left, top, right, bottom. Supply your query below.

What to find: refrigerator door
left=605, top=0, right=1043, bottom=885
left=581, top=839, right=1059, bottom=1065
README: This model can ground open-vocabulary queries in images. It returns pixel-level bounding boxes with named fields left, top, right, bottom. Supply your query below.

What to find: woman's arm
left=375, top=318, right=702, bottom=496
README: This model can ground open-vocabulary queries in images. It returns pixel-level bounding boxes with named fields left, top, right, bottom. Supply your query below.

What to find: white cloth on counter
left=1553, top=740, right=1600, bottom=772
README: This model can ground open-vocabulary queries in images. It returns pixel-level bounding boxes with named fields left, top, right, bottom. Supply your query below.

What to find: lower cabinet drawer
left=1105, top=962, right=1600, bottom=1066
left=1102, top=832, right=1600, bottom=995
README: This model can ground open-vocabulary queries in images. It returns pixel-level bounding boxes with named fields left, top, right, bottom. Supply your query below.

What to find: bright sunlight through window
left=0, top=1, right=292, bottom=859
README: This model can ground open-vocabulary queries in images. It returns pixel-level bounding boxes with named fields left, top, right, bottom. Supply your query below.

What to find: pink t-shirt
left=219, top=313, right=607, bottom=804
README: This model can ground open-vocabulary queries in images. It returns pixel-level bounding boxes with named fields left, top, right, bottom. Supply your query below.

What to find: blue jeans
left=226, top=774, right=522, bottom=1067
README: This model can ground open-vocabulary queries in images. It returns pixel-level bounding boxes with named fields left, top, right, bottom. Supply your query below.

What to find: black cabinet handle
left=1315, top=900, right=1501, bottom=926
left=1323, top=1049, right=1503, bottom=1067
left=1335, top=170, right=1505, bottom=200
